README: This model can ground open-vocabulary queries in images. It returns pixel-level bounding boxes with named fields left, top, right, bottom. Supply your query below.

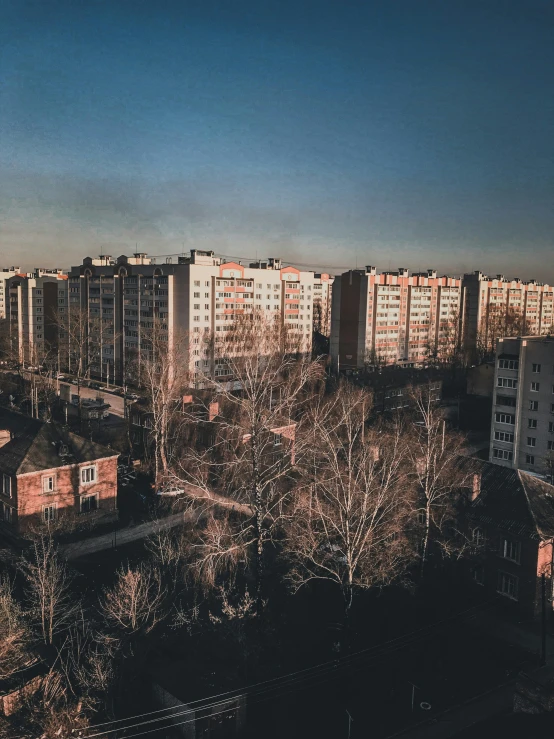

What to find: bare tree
left=408, top=386, right=471, bottom=574
left=284, top=384, right=413, bottom=618
left=172, top=314, right=323, bottom=610
left=0, top=575, right=34, bottom=680
left=55, top=304, right=103, bottom=419
left=100, top=562, right=166, bottom=635
left=21, top=535, right=81, bottom=646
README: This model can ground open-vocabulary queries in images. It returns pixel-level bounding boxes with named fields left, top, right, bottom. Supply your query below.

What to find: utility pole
left=346, top=709, right=353, bottom=739
left=541, top=572, right=547, bottom=667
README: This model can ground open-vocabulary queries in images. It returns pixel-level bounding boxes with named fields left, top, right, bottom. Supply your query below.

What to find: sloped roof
left=462, top=456, right=554, bottom=540
left=0, top=408, right=117, bottom=476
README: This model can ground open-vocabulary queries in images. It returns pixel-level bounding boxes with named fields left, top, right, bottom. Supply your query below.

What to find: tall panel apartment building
left=6, top=270, right=67, bottom=364
left=462, top=272, right=554, bottom=361
left=68, top=251, right=315, bottom=385
left=0, top=268, right=23, bottom=320
left=312, top=273, right=334, bottom=336
left=330, top=267, right=462, bottom=369
left=490, top=336, right=554, bottom=478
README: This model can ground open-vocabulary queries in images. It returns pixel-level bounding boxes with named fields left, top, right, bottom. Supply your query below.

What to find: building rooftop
left=0, top=408, right=117, bottom=475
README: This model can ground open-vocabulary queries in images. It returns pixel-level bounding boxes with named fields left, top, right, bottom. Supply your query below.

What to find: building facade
left=312, top=273, right=334, bottom=336
left=462, top=271, right=554, bottom=362
left=0, top=408, right=118, bottom=536
left=330, top=267, right=462, bottom=369
left=6, top=270, right=67, bottom=365
left=489, top=336, right=554, bottom=477
left=0, top=268, right=23, bottom=320
left=68, top=251, right=316, bottom=386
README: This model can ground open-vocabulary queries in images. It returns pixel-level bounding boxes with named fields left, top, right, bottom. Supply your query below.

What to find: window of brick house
left=2, top=474, right=11, bottom=497
left=472, top=528, right=484, bottom=547
left=81, top=465, right=97, bottom=484
left=497, top=571, right=518, bottom=600
left=43, top=504, right=57, bottom=523
left=0, top=502, right=13, bottom=523
left=472, top=566, right=484, bottom=585
left=80, top=494, right=98, bottom=513
left=42, top=475, right=56, bottom=493
left=502, top=538, right=521, bottom=563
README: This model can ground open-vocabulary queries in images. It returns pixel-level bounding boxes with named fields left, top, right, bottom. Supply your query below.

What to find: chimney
left=0, top=430, right=11, bottom=449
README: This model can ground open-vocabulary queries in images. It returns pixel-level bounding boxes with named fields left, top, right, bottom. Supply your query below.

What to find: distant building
left=330, top=267, right=462, bottom=369
left=0, top=268, right=23, bottom=320
left=489, top=336, right=554, bottom=477
left=313, top=273, right=334, bottom=337
left=466, top=362, right=495, bottom=398
left=461, top=271, right=554, bottom=362
left=462, top=457, right=554, bottom=618
left=68, top=251, right=316, bottom=386
left=0, top=408, right=118, bottom=536
left=5, top=269, right=67, bottom=365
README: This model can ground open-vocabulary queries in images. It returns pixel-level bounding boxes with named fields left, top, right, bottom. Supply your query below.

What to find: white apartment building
left=462, top=271, right=554, bottom=360
left=68, top=251, right=315, bottom=385
left=313, top=273, right=334, bottom=337
left=490, top=336, right=554, bottom=478
left=330, top=267, right=462, bottom=369
left=6, top=270, right=68, bottom=364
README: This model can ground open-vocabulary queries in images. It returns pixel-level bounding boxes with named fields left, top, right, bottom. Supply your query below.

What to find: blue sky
left=1, top=0, right=553, bottom=279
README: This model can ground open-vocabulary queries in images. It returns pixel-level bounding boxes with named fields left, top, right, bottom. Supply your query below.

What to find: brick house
left=0, top=408, right=118, bottom=536
left=463, top=458, right=554, bottom=617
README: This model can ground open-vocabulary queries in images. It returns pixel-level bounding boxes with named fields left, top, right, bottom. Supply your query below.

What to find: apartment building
left=68, top=251, right=315, bottom=385
left=330, top=267, right=462, bottom=369
left=462, top=271, right=554, bottom=361
left=6, top=270, right=67, bottom=364
left=312, top=273, right=334, bottom=336
left=0, top=268, right=24, bottom=320
left=489, top=336, right=554, bottom=478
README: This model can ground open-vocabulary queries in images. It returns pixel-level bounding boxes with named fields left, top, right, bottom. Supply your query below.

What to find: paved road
left=59, top=380, right=125, bottom=416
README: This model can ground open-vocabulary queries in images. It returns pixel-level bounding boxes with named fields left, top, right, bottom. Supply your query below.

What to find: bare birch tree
left=21, top=535, right=81, bottom=646
left=284, top=384, right=413, bottom=618
left=170, top=313, right=323, bottom=609
left=408, top=386, right=471, bottom=574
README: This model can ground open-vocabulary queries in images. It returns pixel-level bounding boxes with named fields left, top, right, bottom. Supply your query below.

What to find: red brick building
left=463, top=458, right=554, bottom=617
left=0, top=409, right=118, bottom=536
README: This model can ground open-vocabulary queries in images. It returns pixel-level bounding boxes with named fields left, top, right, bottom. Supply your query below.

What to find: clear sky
left=1, top=0, right=553, bottom=279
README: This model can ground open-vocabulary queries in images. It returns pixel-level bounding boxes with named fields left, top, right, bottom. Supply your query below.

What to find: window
left=549, top=422, right=554, bottom=433
left=1, top=503, right=13, bottom=524
left=496, top=395, right=516, bottom=407
left=43, top=504, right=57, bottom=523
left=498, top=359, right=519, bottom=370
left=205, top=281, right=210, bottom=287
left=497, top=377, right=518, bottom=389
left=194, top=280, right=200, bottom=287
left=528, top=418, right=537, bottom=429
left=531, top=382, right=540, bottom=392
left=532, top=363, right=541, bottom=373
left=205, top=304, right=209, bottom=310
left=81, top=466, right=97, bottom=484
left=417, top=510, right=426, bottom=524
left=42, top=475, right=56, bottom=493
left=193, top=304, right=200, bottom=310
left=205, top=293, right=209, bottom=298
left=80, top=494, right=98, bottom=513
left=548, top=441, right=554, bottom=451
left=502, top=538, right=520, bottom=563
left=527, top=437, right=536, bottom=447
left=472, top=566, right=484, bottom=585
left=497, top=571, right=518, bottom=600
left=526, top=454, right=535, bottom=465
left=193, top=292, right=200, bottom=298
left=2, top=474, right=11, bottom=497
left=494, top=431, right=514, bottom=442
left=495, top=413, right=514, bottom=424
left=551, top=403, right=554, bottom=413
left=273, top=434, right=282, bottom=447
left=472, top=528, right=484, bottom=547
left=529, top=400, right=539, bottom=411
left=493, top=448, right=513, bottom=461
